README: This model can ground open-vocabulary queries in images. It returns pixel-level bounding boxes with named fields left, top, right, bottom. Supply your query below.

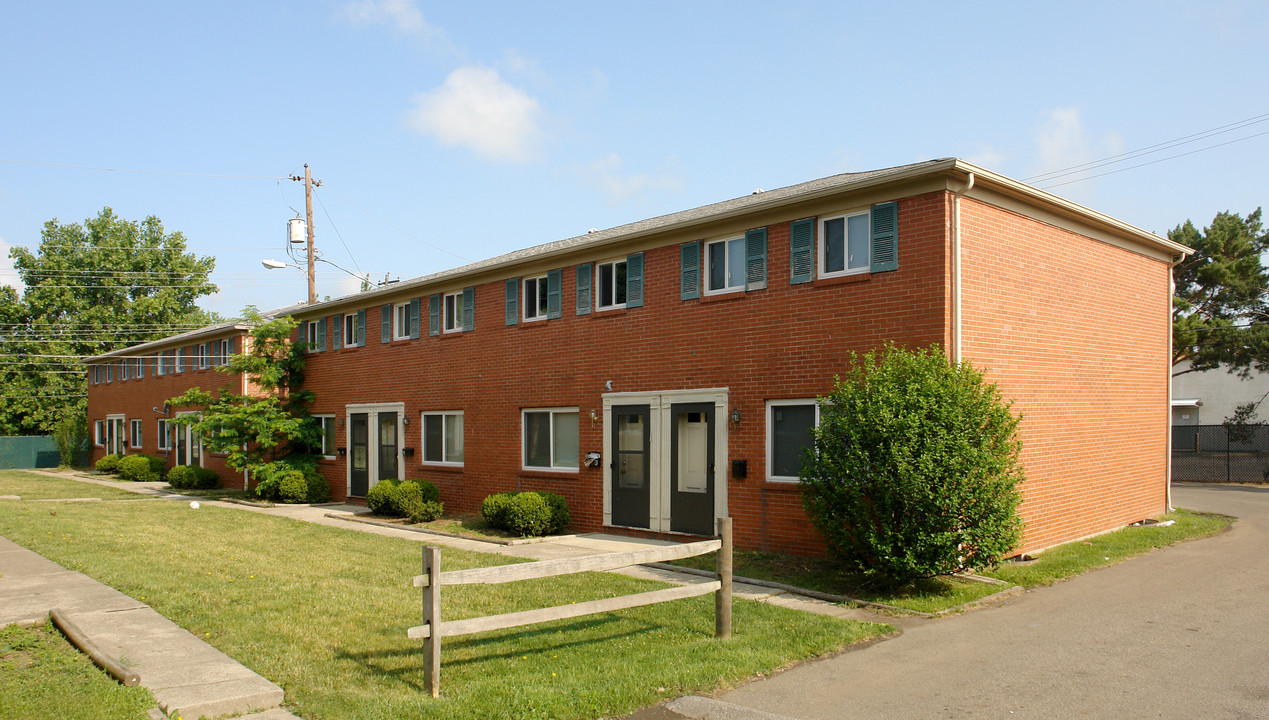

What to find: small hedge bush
left=367, top=479, right=398, bottom=515
left=252, top=460, right=329, bottom=504
left=167, top=465, right=219, bottom=490
left=482, top=491, right=570, bottom=537
left=388, top=480, right=443, bottom=522
left=116, top=454, right=164, bottom=483
left=95, top=454, right=122, bottom=474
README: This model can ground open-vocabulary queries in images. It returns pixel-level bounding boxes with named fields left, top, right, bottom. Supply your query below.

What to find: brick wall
left=958, top=197, right=1172, bottom=553
left=300, top=190, right=953, bottom=555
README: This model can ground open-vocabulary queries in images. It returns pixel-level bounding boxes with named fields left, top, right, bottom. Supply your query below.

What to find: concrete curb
left=328, top=511, right=586, bottom=545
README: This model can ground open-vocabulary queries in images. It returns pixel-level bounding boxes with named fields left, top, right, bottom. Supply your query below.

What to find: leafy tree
left=800, top=345, right=1025, bottom=587
left=0, top=207, right=218, bottom=434
left=1171, top=208, right=1269, bottom=377
left=168, top=309, right=320, bottom=492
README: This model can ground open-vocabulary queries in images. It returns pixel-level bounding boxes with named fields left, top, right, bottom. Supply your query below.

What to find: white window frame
left=819, top=210, right=871, bottom=279
left=421, top=411, right=464, bottom=466
left=343, top=313, right=359, bottom=345
left=705, top=236, right=746, bottom=295
left=443, top=291, right=465, bottom=333
left=156, top=419, right=170, bottom=451
left=394, top=302, right=411, bottom=340
left=523, top=275, right=549, bottom=322
left=522, top=407, right=579, bottom=472
left=766, top=399, right=822, bottom=483
left=129, top=419, right=142, bottom=449
left=94, top=420, right=105, bottom=447
left=313, top=414, right=337, bottom=458
left=596, top=259, right=628, bottom=311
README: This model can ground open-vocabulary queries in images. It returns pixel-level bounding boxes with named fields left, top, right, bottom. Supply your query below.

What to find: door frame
left=106, top=414, right=126, bottom=457
left=345, top=402, right=405, bottom=497
left=171, top=411, right=203, bottom=467
left=601, top=388, right=728, bottom=534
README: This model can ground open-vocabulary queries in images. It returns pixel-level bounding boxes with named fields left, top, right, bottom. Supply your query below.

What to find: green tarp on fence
left=0, top=436, right=62, bottom=469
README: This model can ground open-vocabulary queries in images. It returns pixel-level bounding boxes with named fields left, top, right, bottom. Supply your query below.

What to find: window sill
left=420, top=463, right=465, bottom=473
left=519, top=469, right=580, bottom=481
left=812, top=272, right=871, bottom=289
left=760, top=479, right=804, bottom=492
left=591, top=306, right=630, bottom=318
left=698, top=290, right=749, bottom=304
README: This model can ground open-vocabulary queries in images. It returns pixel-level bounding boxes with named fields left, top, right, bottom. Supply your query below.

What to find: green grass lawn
left=0, top=622, right=155, bottom=720
left=672, top=509, right=1232, bottom=614
left=0, top=473, right=148, bottom=501
left=0, top=471, right=888, bottom=720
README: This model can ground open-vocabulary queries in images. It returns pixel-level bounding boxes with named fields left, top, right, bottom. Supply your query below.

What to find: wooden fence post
left=715, top=517, right=732, bottom=639
left=422, top=546, right=442, bottom=697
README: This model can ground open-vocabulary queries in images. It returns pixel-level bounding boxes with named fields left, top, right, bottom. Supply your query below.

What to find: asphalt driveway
left=710, top=483, right=1269, bottom=719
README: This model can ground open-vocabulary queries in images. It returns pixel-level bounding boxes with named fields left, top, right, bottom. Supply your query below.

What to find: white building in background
left=1172, top=361, right=1269, bottom=426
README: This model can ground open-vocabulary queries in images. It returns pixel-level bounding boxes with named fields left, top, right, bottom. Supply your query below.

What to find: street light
left=261, top=258, right=296, bottom=271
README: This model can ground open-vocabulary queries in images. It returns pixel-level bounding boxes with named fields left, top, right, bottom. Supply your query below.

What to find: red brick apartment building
left=85, top=158, right=1189, bottom=557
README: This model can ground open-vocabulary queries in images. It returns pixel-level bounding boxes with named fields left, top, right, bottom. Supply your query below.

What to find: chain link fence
left=1172, top=424, right=1269, bottom=483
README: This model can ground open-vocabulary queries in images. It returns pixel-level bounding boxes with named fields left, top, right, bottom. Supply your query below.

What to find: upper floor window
left=820, top=211, right=871, bottom=277
left=306, top=322, right=319, bottom=347
left=523, top=276, right=549, bottom=321
left=344, top=313, right=360, bottom=346
left=706, top=237, right=746, bottom=294
left=394, top=303, right=411, bottom=340
left=597, top=260, right=627, bottom=310
left=443, top=291, right=465, bottom=333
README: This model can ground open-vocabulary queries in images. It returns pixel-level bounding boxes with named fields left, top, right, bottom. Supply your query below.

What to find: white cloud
left=0, top=237, right=23, bottom=293
left=964, top=146, right=1008, bottom=172
left=407, top=66, right=542, bottom=163
left=1034, top=106, right=1094, bottom=177
left=344, top=0, right=430, bottom=35
left=576, top=153, right=685, bottom=203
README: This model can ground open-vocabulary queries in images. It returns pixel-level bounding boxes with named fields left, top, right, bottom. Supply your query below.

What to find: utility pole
left=291, top=164, right=322, bottom=305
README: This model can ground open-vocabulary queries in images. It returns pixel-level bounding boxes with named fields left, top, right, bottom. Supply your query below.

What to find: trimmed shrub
left=800, top=345, right=1025, bottom=587
left=167, top=465, right=219, bottom=490
left=252, top=459, right=326, bottom=503
left=116, top=454, right=160, bottom=483
left=388, top=480, right=444, bottom=521
left=305, top=468, right=331, bottom=504
left=95, top=454, right=122, bottom=474
left=367, top=479, right=399, bottom=515
left=482, top=491, right=571, bottom=537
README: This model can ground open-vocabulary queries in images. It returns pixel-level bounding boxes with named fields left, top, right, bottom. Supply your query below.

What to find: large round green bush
left=367, top=479, right=398, bottom=515
left=800, top=345, right=1025, bottom=587
left=481, top=491, right=570, bottom=537
left=388, top=480, right=443, bottom=521
left=116, top=454, right=159, bottom=482
left=167, top=465, right=219, bottom=490
left=481, top=492, right=514, bottom=527
left=95, top=454, right=122, bottom=474
left=252, top=460, right=327, bottom=503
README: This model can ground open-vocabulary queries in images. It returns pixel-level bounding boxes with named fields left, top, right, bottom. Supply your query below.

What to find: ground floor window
left=156, top=419, right=170, bottom=450
left=523, top=408, right=578, bottom=470
left=422, top=411, right=464, bottom=465
left=766, top=399, right=820, bottom=482
left=313, top=415, right=337, bottom=457
left=129, top=419, right=142, bottom=449
left=94, top=420, right=105, bottom=446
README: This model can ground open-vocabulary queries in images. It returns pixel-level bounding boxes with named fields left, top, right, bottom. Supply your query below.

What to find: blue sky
left=2, top=1, right=1267, bottom=317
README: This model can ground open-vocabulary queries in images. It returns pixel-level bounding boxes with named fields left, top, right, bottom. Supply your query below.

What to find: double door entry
left=604, top=390, right=727, bottom=536
left=347, top=403, right=404, bottom=497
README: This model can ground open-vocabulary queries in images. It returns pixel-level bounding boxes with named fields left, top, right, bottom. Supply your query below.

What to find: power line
left=319, top=186, right=471, bottom=263
left=1040, top=129, right=1269, bottom=190
left=0, top=158, right=283, bottom=180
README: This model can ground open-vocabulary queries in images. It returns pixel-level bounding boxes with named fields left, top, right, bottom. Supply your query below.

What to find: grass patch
left=165, top=487, right=253, bottom=500
left=0, top=622, right=155, bottom=720
left=671, top=509, right=1233, bottom=614
left=669, top=551, right=1003, bottom=614
left=982, top=509, right=1232, bottom=587
left=0, top=473, right=145, bottom=501
left=0, top=470, right=887, bottom=720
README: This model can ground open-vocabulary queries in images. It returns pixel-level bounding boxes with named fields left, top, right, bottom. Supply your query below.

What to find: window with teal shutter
left=546, top=269, right=562, bottom=319
left=789, top=218, right=815, bottom=284
left=626, top=252, right=644, bottom=308
left=429, top=294, right=441, bottom=336
left=410, top=298, right=421, bottom=338
left=357, top=309, right=367, bottom=346
left=505, top=279, right=519, bottom=325
left=870, top=201, right=898, bottom=273
left=576, top=264, right=592, bottom=315
left=745, top=228, right=767, bottom=291
left=381, top=305, right=391, bottom=344
left=463, top=287, right=475, bottom=331
left=334, top=314, right=343, bottom=349
left=317, top=317, right=327, bottom=351
left=681, top=241, right=701, bottom=300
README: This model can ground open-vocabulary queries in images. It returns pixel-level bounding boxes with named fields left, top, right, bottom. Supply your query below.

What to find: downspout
left=951, top=172, right=975, bottom=362
left=1166, top=254, right=1185, bottom=512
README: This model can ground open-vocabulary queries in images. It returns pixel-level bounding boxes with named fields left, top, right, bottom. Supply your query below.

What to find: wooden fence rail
left=408, top=517, right=733, bottom=697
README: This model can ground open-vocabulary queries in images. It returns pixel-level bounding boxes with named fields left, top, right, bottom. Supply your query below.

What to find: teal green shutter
left=576, top=264, right=592, bottom=315
left=317, top=317, right=327, bottom=351
left=334, top=314, right=343, bottom=349
left=870, top=202, right=898, bottom=273
left=547, top=269, right=562, bottom=319
left=463, top=287, right=475, bottom=331
left=227, top=336, right=235, bottom=357
left=681, top=241, right=701, bottom=300
left=790, top=218, right=815, bottom=284
left=429, top=294, right=441, bottom=336
left=357, top=309, right=367, bottom=346
left=381, top=304, right=391, bottom=343
left=626, top=252, right=644, bottom=308
left=409, top=298, right=420, bottom=338
left=505, top=279, right=519, bottom=325
left=745, top=228, right=767, bottom=291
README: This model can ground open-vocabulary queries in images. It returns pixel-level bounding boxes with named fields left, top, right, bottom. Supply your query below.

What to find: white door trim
left=602, top=388, right=728, bottom=534
left=345, top=402, right=405, bottom=497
